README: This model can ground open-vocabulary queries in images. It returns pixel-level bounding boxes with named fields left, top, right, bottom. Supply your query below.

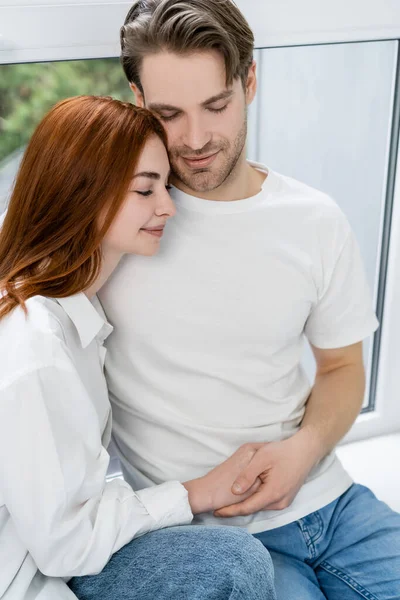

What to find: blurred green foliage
left=0, top=58, right=133, bottom=163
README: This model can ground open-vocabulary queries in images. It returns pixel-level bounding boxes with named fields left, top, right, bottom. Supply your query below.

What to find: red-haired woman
left=0, top=96, right=276, bottom=600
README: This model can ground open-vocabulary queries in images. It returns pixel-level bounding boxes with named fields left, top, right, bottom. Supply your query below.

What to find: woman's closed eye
left=135, top=185, right=172, bottom=197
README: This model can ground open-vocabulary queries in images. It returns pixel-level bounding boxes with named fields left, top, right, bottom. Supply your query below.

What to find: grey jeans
left=68, top=525, right=276, bottom=599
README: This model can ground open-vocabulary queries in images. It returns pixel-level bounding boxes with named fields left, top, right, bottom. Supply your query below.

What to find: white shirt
left=99, top=163, right=378, bottom=533
left=0, top=293, right=192, bottom=600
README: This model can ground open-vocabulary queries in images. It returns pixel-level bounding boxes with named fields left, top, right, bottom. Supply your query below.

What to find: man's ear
left=129, top=82, right=145, bottom=107
left=245, top=60, right=257, bottom=106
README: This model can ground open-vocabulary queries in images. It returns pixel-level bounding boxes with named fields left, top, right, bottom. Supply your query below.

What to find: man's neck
left=173, top=156, right=267, bottom=202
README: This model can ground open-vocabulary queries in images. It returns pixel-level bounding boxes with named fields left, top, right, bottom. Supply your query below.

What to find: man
left=99, top=0, right=400, bottom=597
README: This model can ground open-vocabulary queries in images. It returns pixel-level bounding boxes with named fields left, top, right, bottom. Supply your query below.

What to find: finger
left=236, top=476, right=262, bottom=501
left=214, top=489, right=270, bottom=518
left=234, top=443, right=266, bottom=470
left=247, top=477, right=262, bottom=495
left=232, top=453, right=269, bottom=495
left=262, top=497, right=292, bottom=511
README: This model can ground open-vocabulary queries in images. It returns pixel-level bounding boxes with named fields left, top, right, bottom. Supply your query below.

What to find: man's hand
left=214, top=343, right=365, bottom=519
left=183, top=443, right=264, bottom=515
left=214, top=429, right=321, bottom=518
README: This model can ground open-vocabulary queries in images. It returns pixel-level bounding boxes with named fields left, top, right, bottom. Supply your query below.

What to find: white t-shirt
left=99, top=162, right=378, bottom=533
left=0, top=293, right=191, bottom=600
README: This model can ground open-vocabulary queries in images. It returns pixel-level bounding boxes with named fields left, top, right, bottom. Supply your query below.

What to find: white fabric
left=0, top=293, right=192, bottom=600
left=99, top=162, right=378, bottom=534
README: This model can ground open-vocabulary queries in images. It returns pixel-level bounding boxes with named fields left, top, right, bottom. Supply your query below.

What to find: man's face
left=134, top=51, right=256, bottom=194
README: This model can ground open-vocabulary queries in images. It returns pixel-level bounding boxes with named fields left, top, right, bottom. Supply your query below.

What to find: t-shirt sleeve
left=305, top=220, right=379, bottom=349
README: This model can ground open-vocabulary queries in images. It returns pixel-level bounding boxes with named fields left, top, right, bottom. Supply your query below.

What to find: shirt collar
left=56, top=292, right=113, bottom=348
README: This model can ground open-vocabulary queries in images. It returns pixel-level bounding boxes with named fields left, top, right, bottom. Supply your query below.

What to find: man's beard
left=169, top=117, right=247, bottom=194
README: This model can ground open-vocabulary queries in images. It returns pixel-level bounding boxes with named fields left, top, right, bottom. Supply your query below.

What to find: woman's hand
left=183, top=444, right=263, bottom=515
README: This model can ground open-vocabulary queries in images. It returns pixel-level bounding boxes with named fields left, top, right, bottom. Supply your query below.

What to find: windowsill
left=336, top=432, right=400, bottom=513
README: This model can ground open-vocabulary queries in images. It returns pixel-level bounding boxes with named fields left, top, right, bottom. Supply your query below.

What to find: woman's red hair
left=0, top=95, right=167, bottom=319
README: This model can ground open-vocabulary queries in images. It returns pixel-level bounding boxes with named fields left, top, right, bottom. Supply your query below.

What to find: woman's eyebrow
left=132, top=169, right=171, bottom=181
left=132, top=171, right=161, bottom=180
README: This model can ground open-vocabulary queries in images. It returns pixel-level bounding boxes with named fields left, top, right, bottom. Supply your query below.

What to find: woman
left=0, top=96, right=275, bottom=600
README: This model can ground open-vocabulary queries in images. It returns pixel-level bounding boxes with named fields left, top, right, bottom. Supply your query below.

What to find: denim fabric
left=69, top=525, right=277, bottom=599
left=255, top=484, right=400, bottom=599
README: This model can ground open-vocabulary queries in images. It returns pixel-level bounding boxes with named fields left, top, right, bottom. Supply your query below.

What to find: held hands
left=183, top=443, right=265, bottom=515
left=214, top=429, right=321, bottom=518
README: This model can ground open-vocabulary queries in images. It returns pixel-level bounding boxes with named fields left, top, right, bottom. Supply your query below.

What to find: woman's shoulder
left=0, top=296, right=72, bottom=386
left=0, top=294, right=65, bottom=337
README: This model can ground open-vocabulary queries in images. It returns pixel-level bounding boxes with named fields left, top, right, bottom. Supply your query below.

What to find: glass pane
left=249, top=40, right=397, bottom=407
left=0, top=58, right=132, bottom=213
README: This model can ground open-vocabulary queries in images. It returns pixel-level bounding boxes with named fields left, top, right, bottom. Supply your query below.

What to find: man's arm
left=300, top=341, right=365, bottom=463
left=214, top=341, right=365, bottom=518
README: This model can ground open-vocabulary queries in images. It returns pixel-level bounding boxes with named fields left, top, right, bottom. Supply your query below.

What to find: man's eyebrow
left=148, top=90, right=234, bottom=113
left=148, top=103, right=181, bottom=113
left=201, top=90, right=234, bottom=107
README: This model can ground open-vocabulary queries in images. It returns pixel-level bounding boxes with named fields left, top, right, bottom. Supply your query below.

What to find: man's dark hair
left=120, top=0, right=254, bottom=93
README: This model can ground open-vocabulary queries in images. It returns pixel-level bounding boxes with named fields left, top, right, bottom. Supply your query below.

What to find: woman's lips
left=141, top=226, right=164, bottom=238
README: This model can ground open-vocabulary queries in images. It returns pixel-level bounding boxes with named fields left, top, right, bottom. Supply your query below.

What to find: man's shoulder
left=255, top=163, right=348, bottom=229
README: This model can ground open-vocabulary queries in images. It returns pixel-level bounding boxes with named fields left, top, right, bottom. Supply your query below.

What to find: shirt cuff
left=135, top=481, right=193, bottom=529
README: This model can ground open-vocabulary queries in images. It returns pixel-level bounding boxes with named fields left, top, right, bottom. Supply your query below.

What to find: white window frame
left=1, top=0, right=400, bottom=442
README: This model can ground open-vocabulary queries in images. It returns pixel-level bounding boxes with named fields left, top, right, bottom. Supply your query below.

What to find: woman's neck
left=84, top=248, right=122, bottom=300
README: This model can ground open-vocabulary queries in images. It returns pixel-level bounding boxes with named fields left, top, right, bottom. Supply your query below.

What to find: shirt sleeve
left=0, top=359, right=193, bottom=579
left=304, top=216, right=379, bottom=349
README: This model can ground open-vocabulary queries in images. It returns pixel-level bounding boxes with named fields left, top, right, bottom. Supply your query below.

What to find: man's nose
left=184, top=115, right=211, bottom=152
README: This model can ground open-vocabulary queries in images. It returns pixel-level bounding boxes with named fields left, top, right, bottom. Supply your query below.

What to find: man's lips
left=181, top=151, right=220, bottom=169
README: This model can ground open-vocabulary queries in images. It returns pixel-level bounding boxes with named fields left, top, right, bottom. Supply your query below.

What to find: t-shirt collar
left=170, top=161, right=278, bottom=215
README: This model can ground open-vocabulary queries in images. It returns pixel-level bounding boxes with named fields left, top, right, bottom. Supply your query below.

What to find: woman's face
left=103, top=135, right=175, bottom=257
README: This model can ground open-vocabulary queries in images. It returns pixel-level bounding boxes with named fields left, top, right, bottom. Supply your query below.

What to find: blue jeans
left=255, top=483, right=400, bottom=599
left=68, top=525, right=277, bottom=599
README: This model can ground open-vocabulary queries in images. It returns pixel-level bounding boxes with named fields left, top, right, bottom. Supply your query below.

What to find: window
left=248, top=41, right=396, bottom=420
left=0, top=59, right=132, bottom=211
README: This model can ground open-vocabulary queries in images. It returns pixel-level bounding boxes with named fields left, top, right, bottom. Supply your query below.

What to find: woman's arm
left=0, top=360, right=192, bottom=579
left=0, top=347, right=258, bottom=580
